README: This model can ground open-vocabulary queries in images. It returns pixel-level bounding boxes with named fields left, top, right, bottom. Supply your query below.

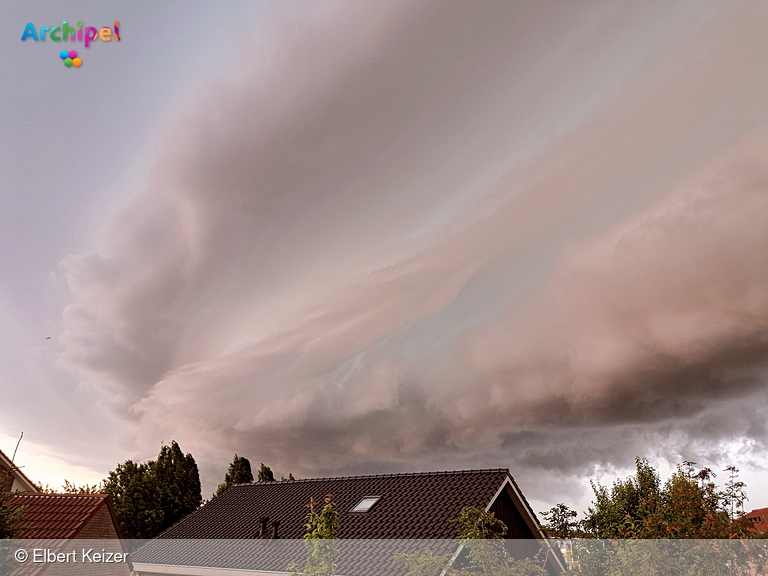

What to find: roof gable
left=157, top=469, right=535, bottom=540
left=0, top=448, right=38, bottom=493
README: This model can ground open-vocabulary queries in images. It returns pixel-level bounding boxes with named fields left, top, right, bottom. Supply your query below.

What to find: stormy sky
left=1, top=0, right=767, bottom=514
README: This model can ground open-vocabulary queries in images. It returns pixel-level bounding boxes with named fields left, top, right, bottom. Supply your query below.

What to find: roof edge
left=0, top=447, right=39, bottom=493
left=492, top=472, right=567, bottom=574
left=234, top=468, right=510, bottom=487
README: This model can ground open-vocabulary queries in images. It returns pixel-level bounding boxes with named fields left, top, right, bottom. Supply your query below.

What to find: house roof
left=155, top=468, right=528, bottom=540
left=7, top=493, right=121, bottom=539
left=133, top=469, right=566, bottom=576
left=747, top=507, right=768, bottom=532
left=0, top=447, right=39, bottom=493
left=6, top=493, right=129, bottom=576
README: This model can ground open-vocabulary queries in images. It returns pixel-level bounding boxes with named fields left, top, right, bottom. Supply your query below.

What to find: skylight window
left=351, top=496, right=381, bottom=512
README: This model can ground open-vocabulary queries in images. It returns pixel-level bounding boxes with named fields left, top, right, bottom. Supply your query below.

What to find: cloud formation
left=59, top=0, right=768, bottom=502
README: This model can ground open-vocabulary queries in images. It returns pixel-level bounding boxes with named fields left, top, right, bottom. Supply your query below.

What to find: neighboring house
left=0, top=448, right=39, bottom=493
left=6, top=493, right=131, bottom=576
left=746, top=507, right=768, bottom=532
left=133, top=468, right=566, bottom=576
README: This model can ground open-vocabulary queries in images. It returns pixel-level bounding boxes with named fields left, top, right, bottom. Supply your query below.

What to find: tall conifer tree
left=214, top=454, right=253, bottom=498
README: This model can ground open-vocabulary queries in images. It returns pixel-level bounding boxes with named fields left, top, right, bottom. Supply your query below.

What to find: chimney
left=271, top=520, right=280, bottom=539
left=259, top=517, right=270, bottom=538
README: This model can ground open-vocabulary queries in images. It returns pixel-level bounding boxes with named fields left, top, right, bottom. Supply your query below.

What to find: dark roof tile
left=155, top=469, right=512, bottom=540
left=134, top=470, right=546, bottom=575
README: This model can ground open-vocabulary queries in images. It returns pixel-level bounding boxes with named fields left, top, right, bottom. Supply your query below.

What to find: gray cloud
left=58, top=0, right=768, bottom=506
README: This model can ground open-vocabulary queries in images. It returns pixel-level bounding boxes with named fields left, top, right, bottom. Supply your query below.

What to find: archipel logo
left=21, top=21, right=120, bottom=68
left=60, top=50, right=81, bottom=68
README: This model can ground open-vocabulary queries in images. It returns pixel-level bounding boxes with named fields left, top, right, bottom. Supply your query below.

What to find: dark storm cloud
left=56, top=0, right=768, bottom=505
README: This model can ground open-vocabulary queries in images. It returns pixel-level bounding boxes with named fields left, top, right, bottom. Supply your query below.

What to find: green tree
left=103, top=460, right=163, bottom=539
left=1, top=469, right=28, bottom=572
left=722, top=465, right=747, bottom=519
left=0, top=471, right=26, bottom=539
left=214, top=454, right=254, bottom=498
left=258, top=463, right=275, bottom=482
left=581, top=457, right=754, bottom=539
left=581, top=457, right=661, bottom=538
left=289, top=494, right=340, bottom=576
left=657, top=462, right=728, bottom=538
left=1, top=436, right=30, bottom=543
left=568, top=539, right=768, bottom=576
left=456, top=507, right=549, bottom=576
left=540, top=503, right=579, bottom=538
left=303, top=494, right=340, bottom=540
left=396, top=506, right=549, bottom=576
left=549, top=458, right=768, bottom=575
left=103, top=441, right=202, bottom=539
left=451, top=506, right=507, bottom=539
left=154, top=441, right=202, bottom=532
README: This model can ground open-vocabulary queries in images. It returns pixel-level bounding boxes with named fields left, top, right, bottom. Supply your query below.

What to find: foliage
left=282, top=472, right=296, bottom=481
left=550, top=458, right=768, bottom=575
left=0, top=469, right=27, bottom=539
left=303, top=494, right=340, bottom=540
left=258, top=463, right=275, bottom=482
left=394, top=547, right=456, bottom=576
left=103, top=460, right=163, bottom=539
left=39, top=480, right=104, bottom=494
left=722, top=465, right=747, bottom=518
left=452, top=506, right=507, bottom=539
left=540, top=503, right=580, bottom=538
left=214, top=454, right=253, bottom=498
left=396, top=506, right=550, bottom=576
left=581, top=458, right=754, bottom=539
left=1, top=439, right=31, bottom=571
left=103, top=440, right=202, bottom=539
left=289, top=494, right=340, bottom=576
left=154, top=441, right=202, bottom=531
left=0, top=484, right=27, bottom=571
left=568, top=539, right=768, bottom=576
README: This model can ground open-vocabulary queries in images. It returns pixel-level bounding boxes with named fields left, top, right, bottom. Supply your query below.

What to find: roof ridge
left=13, top=492, right=107, bottom=499
left=235, top=468, right=510, bottom=487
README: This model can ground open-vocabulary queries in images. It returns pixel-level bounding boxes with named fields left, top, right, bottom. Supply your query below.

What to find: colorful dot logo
left=59, top=49, right=82, bottom=68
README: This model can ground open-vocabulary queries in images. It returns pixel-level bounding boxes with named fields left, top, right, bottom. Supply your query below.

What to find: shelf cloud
left=58, top=0, right=768, bottom=502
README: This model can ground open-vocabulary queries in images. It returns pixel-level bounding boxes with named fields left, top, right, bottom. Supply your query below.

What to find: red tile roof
left=6, top=493, right=128, bottom=576
left=747, top=507, right=768, bottom=532
left=7, top=493, right=114, bottom=539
